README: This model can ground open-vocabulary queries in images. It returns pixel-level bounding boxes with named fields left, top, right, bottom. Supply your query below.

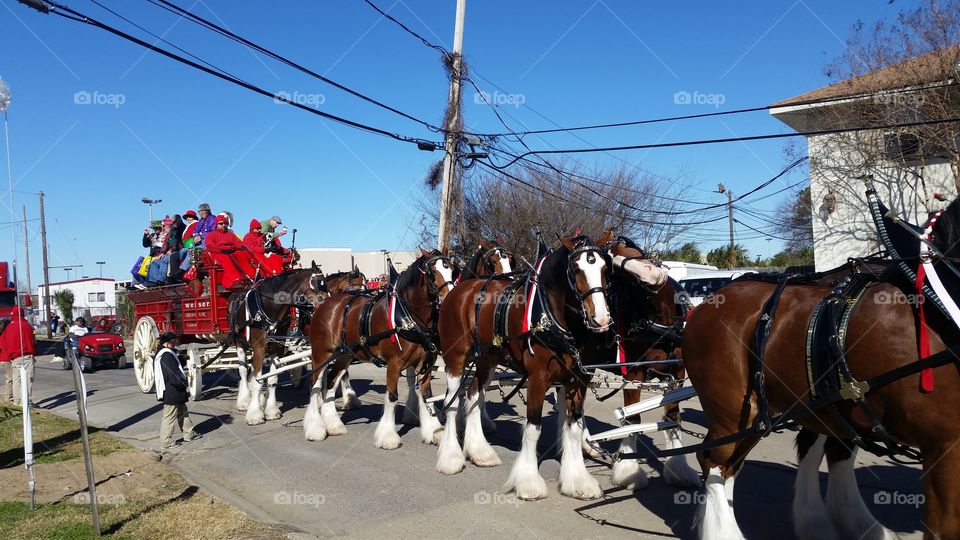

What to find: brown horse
left=303, top=249, right=456, bottom=447
left=578, top=233, right=700, bottom=490
left=322, top=267, right=367, bottom=410
left=683, top=197, right=960, bottom=538
left=231, top=265, right=327, bottom=425
left=437, top=235, right=630, bottom=500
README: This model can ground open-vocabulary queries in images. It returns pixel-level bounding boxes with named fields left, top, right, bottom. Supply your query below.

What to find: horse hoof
left=611, top=460, right=649, bottom=490
left=375, top=431, right=401, bottom=450
left=509, top=476, right=548, bottom=501
left=436, top=446, right=466, bottom=475
left=338, top=395, right=361, bottom=411
left=265, top=409, right=282, bottom=421
left=326, top=423, right=348, bottom=437
left=422, top=427, right=444, bottom=445
left=247, top=417, right=266, bottom=426
left=304, top=429, right=328, bottom=442
left=663, top=456, right=701, bottom=488
left=468, top=448, right=502, bottom=468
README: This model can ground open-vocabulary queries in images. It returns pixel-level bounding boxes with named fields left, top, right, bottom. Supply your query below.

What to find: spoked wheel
left=133, top=316, right=159, bottom=393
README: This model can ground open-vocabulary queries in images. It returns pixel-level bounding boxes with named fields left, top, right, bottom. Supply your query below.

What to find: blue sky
left=0, top=0, right=918, bottom=283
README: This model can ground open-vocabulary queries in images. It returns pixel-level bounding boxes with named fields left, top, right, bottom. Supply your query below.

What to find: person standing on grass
left=153, top=332, right=200, bottom=457
left=0, top=306, right=37, bottom=406
left=0, top=319, right=11, bottom=403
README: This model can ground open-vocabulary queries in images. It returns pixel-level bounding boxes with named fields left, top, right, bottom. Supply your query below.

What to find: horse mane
left=462, top=247, right=484, bottom=280
left=933, top=197, right=960, bottom=260
left=396, top=251, right=435, bottom=293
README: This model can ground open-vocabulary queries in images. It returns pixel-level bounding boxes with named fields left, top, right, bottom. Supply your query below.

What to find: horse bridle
left=481, top=246, right=513, bottom=274
left=602, top=236, right=666, bottom=292
left=421, top=254, right=457, bottom=302
left=564, top=243, right=612, bottom=333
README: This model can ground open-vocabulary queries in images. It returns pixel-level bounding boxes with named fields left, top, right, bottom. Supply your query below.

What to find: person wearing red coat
left=203, top=214, right=244, bottom=254
left=0, top=306, right=37, bottom=405
left=242, top=219, right=266, bottom=255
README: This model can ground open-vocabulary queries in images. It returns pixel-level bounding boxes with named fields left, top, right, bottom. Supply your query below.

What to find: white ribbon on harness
left=919, top=213, right=960, bottom=327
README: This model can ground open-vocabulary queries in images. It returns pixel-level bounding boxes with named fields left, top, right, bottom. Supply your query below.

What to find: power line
left=147, top=0, right=444, bottom=133
left=23, top=0, right=440, bottom=148
left=360, top=0, right=448, bottom=55
left=474, top=80, right=960, bottom=138
left=496, top=115, right=960, bottom=164
left=733, top=218, right=795, bottom=243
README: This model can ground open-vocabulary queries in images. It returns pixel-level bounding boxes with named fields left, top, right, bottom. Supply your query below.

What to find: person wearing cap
left=154, top=332, right=199, bottom=456
left=242, top=218, right=266, bottom=255
left=195, top=203, right=217, bottom=244
left=203, top=214, right=244, bottom=254
left=259, top=215, right=287, bottom=239
left=1, top=307, right=37, bottom=406
left=142, top=220, right=163, bottom=256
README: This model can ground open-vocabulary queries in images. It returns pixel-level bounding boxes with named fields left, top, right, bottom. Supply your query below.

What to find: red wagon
left=128, top=249, right=300, bottom=400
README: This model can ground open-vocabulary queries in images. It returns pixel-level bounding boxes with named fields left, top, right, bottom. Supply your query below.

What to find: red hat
left=162, top=215, right=173, bottom=226
left=215, top=214, right=228, bottom=225
left=183, top=209, right=198, bottom=219
left=249, top=218, right=261, bottom=231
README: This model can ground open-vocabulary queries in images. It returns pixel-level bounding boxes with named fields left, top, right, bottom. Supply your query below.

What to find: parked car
left=678, top=270, right=757, bottom=307
left=59, top=331, right=127, bottom=372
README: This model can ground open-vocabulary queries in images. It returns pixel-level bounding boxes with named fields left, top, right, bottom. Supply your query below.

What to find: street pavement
left=25, top=349, right=926, bottom=539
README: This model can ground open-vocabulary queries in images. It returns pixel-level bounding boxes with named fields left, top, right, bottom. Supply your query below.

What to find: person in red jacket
left=203, top=214, right=244, bottom=254
left=0, top=306, right=38, bottom=406
left=242, top=219, right=266, bottom=255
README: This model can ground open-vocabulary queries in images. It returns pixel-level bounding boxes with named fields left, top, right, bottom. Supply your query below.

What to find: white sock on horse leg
left=558, top=417, right=602, bottom=499
left=826, top=447, right=895, bottom=540
left=663, top=427, right=701, bottom=488
left=793, top=435, right=838, bottom=540
left=505, top=422, right=548, bottom=500
left=303, top=383, right=328, bottom=441
left=417, top=386, right=443, bottom=445
left=245, top=374, right=266, bottom=426
left=236, top=364, right=251, bottom=412
left=374, top=393, right=402, bottom=450
left=436, top=374, right=465, bottom=475
left=320, top=373, right=348, bottom=436
left=611, top=433, right=648, bottom=490
left=339, top=370, right=360, bottom=410
left=697, top=467, right=745, bottom=540
left=463, top=387, right=500, bottom=466
left=264, top=361, right=282, bottom=420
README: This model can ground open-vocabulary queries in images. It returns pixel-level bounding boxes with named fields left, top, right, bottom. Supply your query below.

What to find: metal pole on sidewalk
left=71, top=362, right=101, bottom=535
left=20, top=365, right=35, bottom=510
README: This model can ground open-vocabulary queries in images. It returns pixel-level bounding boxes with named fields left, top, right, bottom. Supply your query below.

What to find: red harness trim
left=915, top=209, right=944, bottom=393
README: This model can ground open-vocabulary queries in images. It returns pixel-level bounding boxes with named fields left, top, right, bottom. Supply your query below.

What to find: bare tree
left=775, top=187, right=814, bottom=252
left=414, top=161, right=701, bottom=260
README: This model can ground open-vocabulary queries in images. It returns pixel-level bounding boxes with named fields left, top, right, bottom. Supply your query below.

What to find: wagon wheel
left=133, top=316, right=159, bottom=393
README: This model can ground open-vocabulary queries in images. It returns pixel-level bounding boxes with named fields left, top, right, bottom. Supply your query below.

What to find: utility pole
left=21, top=205, right=30, bottom=297
left=437, top=0, right=467, bottom=252
left=39, top=191, right=51, bottom=338
left=718, top=183, right=735, bottom=267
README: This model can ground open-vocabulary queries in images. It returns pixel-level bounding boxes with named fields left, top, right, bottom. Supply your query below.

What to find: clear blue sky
left=0, top=0, right=919, bottom=283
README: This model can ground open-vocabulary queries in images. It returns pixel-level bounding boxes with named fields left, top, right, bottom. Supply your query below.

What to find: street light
left=96, top=261, right=105, bottom=278
left=63, top=267, right=72, bottom=281
left=141, top=197, right=162, bottom=223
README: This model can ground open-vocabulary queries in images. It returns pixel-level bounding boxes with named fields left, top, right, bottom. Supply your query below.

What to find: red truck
left=0, top=262, right=16, bottom=321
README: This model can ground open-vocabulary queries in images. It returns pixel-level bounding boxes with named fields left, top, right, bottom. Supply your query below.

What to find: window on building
left=88, top=292, right=105, bottom=302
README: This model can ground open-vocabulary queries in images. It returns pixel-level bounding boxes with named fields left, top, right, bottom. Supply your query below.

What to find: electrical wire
left=495, top=115, right=960, bottom=164
left=147, top=0, right=444, bottom=133
left=27, top=0, right=441, bottom=148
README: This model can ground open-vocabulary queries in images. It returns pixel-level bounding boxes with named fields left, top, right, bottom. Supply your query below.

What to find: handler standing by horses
left=154, top=332, right=199, bottom=458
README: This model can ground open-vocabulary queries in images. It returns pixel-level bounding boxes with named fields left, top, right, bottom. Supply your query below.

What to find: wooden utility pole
left=437, top=0, right=467, bottom=252
left=39, top=191, right=51, bottom=338
left=21, top=205, right=30, bottom=297
left=718, top=183, right=736, bottom=267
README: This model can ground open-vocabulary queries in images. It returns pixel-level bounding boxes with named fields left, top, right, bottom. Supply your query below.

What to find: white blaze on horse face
left=575, top=252, right=611, bottom=329
left=497, top=250, right=512, bottom=274
left=613, top=255, right=668, bottom=287
left=434, top=259, right=454, bottom=298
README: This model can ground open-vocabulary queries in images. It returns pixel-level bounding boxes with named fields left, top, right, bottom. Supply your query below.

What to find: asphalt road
left=24, top=350, right=925, bottom=539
